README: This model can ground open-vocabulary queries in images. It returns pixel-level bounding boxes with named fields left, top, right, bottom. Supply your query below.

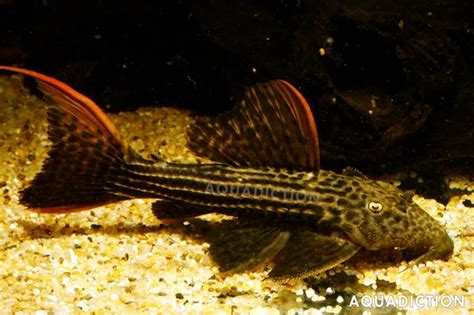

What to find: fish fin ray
left=209, top=220, right=290, bottom=273
left=0, top=66, right=124, bottom=148
left=186, top=80, right=319, bottom=171
left=342, top=167, right=368, bottom=179
left=269, top=231, right=360, bottom=280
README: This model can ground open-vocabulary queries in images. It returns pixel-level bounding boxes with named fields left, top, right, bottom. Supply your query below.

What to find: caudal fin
left=0, top=66, right=142, bottom=213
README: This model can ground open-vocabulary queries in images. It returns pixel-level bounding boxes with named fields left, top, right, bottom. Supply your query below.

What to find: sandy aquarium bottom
left=0, top=75, right=472, bottom=314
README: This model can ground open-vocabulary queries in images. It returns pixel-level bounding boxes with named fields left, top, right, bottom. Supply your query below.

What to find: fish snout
left=405, top=203, right=454, bottom=263
left=430, top=231, right=454, bottom=260
left=409, top=230, right=454, bottom=265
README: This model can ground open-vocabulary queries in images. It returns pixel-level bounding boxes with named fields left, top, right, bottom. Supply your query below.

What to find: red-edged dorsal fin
left=0, top=66, right=132, bottom=213
left=186, top=80, right=320, bottom=172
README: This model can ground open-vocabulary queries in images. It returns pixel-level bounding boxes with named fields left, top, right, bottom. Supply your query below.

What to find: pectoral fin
left=269, top=231, right=360, bottom=280
left=209, top=220, right=290, bottom=273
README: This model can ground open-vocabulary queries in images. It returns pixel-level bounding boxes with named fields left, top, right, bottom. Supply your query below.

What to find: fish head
left=338, top=178, right=453, bottom=262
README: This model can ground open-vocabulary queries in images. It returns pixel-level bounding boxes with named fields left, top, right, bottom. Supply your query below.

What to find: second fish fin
left=209, top=220, right=290, bottom=273
left=269, top=231, right=361, bottom=280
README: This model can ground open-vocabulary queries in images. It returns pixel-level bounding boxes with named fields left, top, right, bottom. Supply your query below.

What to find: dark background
left=0, top=0, right=473, bottom=197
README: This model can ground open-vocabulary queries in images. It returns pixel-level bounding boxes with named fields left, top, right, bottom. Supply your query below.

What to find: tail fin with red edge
left=0, top=66, right=144, bottom=213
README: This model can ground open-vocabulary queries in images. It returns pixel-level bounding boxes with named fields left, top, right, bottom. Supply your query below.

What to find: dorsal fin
left=186, top=80, right=320, bottom=172
left=342, top=167, right=368, bottom=179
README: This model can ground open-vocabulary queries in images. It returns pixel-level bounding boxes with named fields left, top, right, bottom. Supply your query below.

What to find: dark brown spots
left=411, top=210, right=422, bottom=219
left=380, top=224, right=388, bottom=233
left=381, top=211, right=392, bottom=219
left=348, top=193, right=359, bottom=200
left=318, top=179, right=332, bottom=186
left=352, top=181, right=360, bottom=187
left=386, top=217, right=397, bottom=225
left=312, top=205, right=324, bottom=212
left=337, top=198, right=349, bottom=206
left=360, top=221, right=375, bottom=234
left=81, top=131, right=94, bottom=140
left=391, top=226, right=404, bottom=234
left=329, top=216, right=342, bottom=225
left=401, top=220, right=409, bottom=229
left=68, top=134, right=81, bottom=143
left=345, top=210, right=359, bottom=221
left=322, top=196, right=335, bottom=203
left=397, top=206, right=408, bottom=213
left=69, top=115, right=79, bottom=124
left=94, top=141, right=104, bottom=151
left=66, top=122, right=77, bottom=133
left=329, top=207, right=340, bottom=216
left=333, top=179, right=346, bottom=188
left=344, top=186, right=353, bottom=193
left=355, top=200, right=366, bottom=208
left=350, top=218, right=361, bottom=226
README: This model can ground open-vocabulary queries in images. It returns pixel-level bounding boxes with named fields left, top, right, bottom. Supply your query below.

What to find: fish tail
left=0, top=66, right=147, bottom=213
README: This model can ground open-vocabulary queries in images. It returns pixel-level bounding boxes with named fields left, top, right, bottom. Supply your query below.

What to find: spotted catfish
left=0, top=66, right=453, bottom=280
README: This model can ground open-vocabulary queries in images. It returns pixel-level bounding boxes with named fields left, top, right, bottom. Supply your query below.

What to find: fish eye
left=367, top=201, right=383, bottom=213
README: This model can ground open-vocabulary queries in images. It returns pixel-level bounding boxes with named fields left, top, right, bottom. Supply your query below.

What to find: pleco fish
left=0, top=66, right=453, bottom=281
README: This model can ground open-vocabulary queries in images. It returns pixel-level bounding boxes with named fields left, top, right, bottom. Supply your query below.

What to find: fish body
left=0, top=66, right=453, bottom=280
